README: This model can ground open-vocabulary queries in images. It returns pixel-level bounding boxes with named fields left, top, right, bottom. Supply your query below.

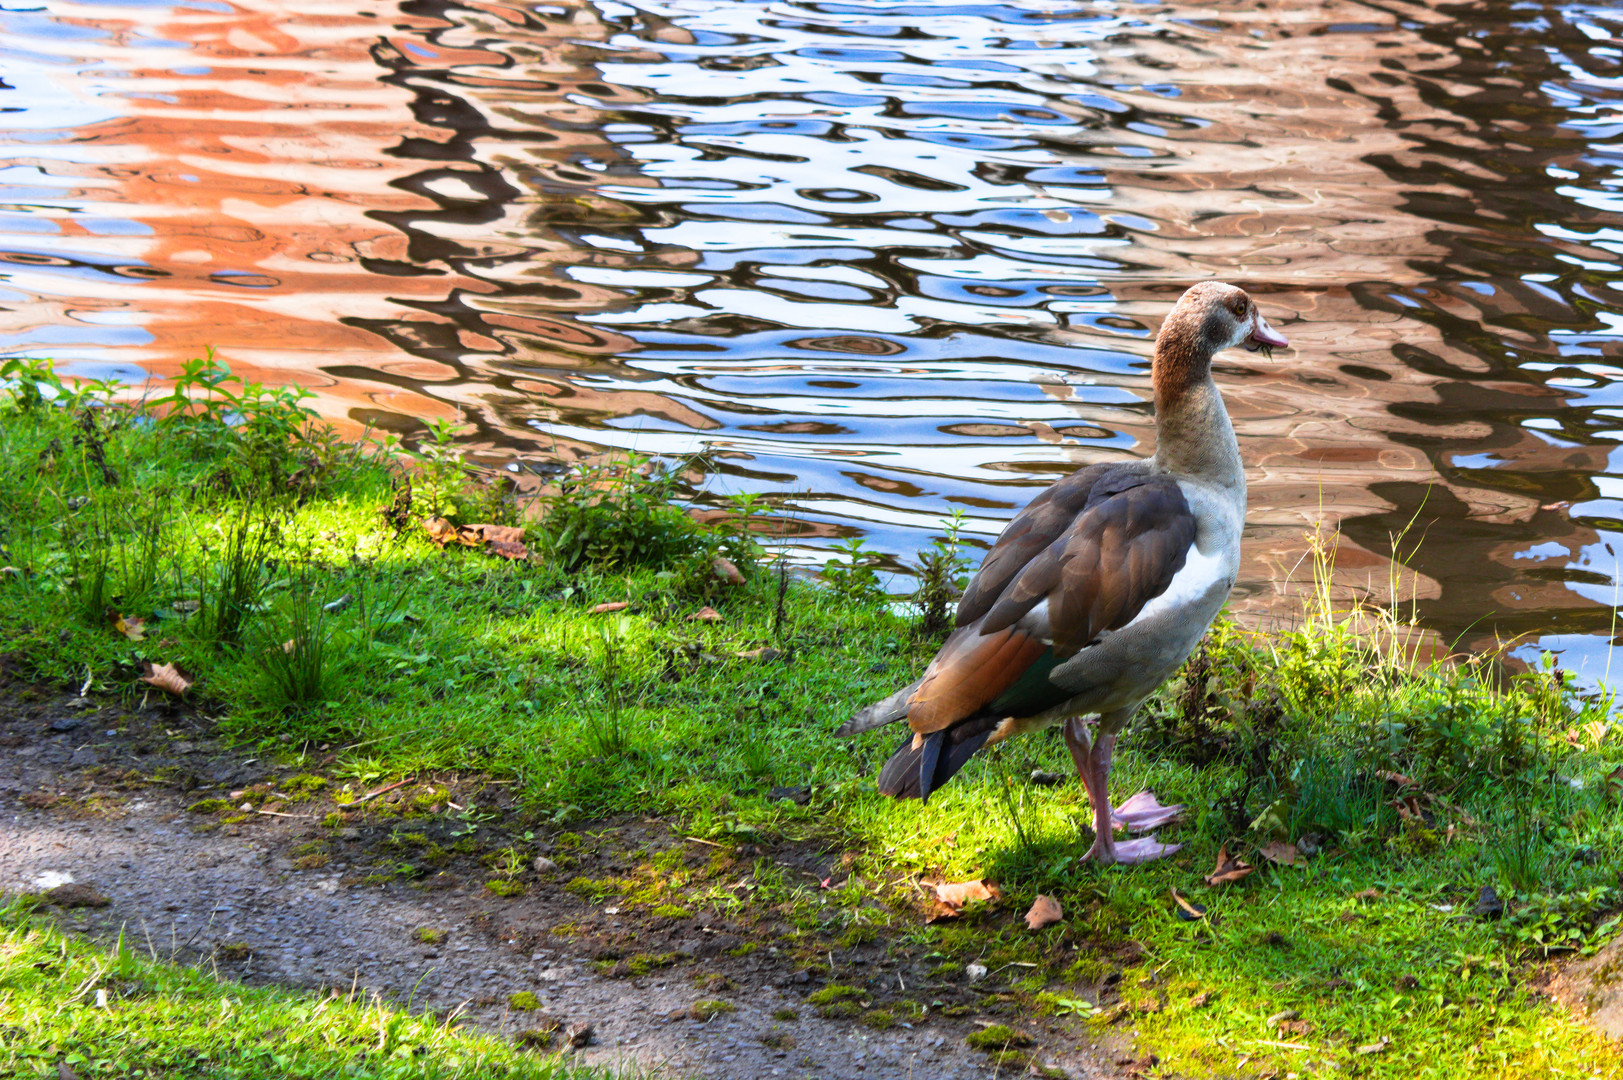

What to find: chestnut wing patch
left=980, top=473, right=1195, bottom=657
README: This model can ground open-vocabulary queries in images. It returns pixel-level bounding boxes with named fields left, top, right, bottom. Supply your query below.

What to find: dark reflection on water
left=6, top=0, right=1623, bottom=689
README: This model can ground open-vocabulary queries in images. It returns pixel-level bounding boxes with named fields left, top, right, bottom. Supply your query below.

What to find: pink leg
left=1063, top=714, right=1183, bottom=866
left=1063, top=717, right=1118, bottom=863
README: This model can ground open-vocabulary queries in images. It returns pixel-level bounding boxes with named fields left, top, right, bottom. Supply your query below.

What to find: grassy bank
left=2, top=356, right=1622, bottom=1078
left=0, top=896, right=610, bottom=1080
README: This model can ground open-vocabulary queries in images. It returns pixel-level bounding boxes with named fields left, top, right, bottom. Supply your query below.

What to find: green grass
left=0, top=897, right=607, bottom=1079
left=2, top=358, right=1623, bottom=1078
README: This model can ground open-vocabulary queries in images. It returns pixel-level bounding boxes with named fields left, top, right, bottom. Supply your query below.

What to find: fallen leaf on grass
left=468, top=524, right=530, bottom=560
left=1203, top=844, right=1254, bottom=886
left=1352, top=888, right=1382, bottom=902
left=1170, top=888, right=1207, bottom=921
left=1355, top=1036, right=1391, bottom=1055
left=140, top=661, right=193, bottom=697
left=468, top=523, right=525, bottom=546
left=422, top=516, right=459, bottom=547
left=926, top=878, right=1001, bottom=921
left=1391, top=795, right=1435, bottom=825
left=712, top=556, right=744, bottom=585
left=1258, top=841, right=1305, bottom=867
left=423, top=518, right=532, bottom=559
left=591, top=601, right=629, bottom=614
left=736, top=647, right=782, bottom=661
left=110, top=612, right=146, bottom=641
left=688, top=606, right=722, bottom=622
left=1024, top=894, right=1063, bottom=930
left=485, top=539, right=529, bottom=561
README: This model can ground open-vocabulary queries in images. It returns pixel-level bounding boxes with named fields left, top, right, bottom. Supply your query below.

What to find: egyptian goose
left=836, top=282, right=1287, bottom=865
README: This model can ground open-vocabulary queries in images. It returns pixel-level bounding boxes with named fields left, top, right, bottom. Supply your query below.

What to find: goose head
left=1153, top=281, right=1289, bottom=410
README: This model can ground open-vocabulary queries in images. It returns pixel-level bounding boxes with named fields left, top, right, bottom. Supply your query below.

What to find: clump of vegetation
left=806, top=984, right=861, bottom=1005
left=965, top=1024, right=1035, bottom=1051
left=821, top=535, right=884, bottom=602
left=689, top=999, right=735, bottom=1021
left=507, top=991, right=541, bottom=1011
left=415, top=927, right=445, bottom=945
left=485, top=879, right=526, bottom=898
left=911, top=510, right=970, bottom=638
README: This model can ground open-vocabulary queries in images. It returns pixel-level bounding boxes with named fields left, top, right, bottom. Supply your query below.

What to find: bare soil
left=0, top=677, right=1125, bottom=1079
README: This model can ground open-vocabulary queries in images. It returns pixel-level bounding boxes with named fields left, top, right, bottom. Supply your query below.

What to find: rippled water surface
left=9, top=0, right=1623, bottom=685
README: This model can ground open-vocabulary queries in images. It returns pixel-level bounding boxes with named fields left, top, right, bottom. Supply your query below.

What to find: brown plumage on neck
left=1151, top=281, right=1232, bottom=414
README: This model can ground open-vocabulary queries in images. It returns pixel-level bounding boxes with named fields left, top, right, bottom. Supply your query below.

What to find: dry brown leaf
left=926, top=878, right=1001, bottom=921
left=688, top=606, right=722, bottom=623
left=280, top=639, right=297, bottom=654
left=1376, top=769, right=1416, bottom=788
left=422, top=516, right=460, bottom=547
left=1024, top=893, right=1063, bottom=930
left=468, top=523, right=525, bottom=546
left=1352, top=888, right=1382, bottom=902
left=485, top=539, right=529, bottom=561
left=1391, top=795, right=1434, bottom=825
left=111, top=613, right=146, bottom=642
left=461, top=523, right=530, bottom=559
left=591, top=601, right=630, bottom=614
left=1203, top=844, right=1254, bottom=887
left=1258, top=841, right=1305, bottom=867
left=934, top=878, right=999, bottom=907
left=712, top=556, right=744, bottom=585
left=1170, top=888, right=1207, bottom=921
left=140, top=660, right=193, bottom=697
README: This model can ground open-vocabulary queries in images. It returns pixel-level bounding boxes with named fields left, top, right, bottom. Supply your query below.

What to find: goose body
left=837, top=281, right=1288, bottom=865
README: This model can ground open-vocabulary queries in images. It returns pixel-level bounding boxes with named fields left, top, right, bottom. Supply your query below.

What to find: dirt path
left=0, top=685, right=1122, bottom=1080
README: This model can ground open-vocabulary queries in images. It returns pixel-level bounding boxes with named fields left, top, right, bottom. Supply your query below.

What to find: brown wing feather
left=954, top=464, right=1114, bottom=626
left=906, top=625, right=1048, bottom=734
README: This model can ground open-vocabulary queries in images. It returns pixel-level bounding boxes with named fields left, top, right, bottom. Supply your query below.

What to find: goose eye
left=1233, top=299, right=1248, bottom=317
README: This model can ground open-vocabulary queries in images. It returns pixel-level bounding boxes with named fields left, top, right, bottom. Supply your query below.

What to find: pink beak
left=1245, top=311, right=1289, bottom=352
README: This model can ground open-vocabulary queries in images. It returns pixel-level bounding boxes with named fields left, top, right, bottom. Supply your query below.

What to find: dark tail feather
left=875, top=722, right=994, bottom=804
left=836, top=677, right=925, bottom=737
